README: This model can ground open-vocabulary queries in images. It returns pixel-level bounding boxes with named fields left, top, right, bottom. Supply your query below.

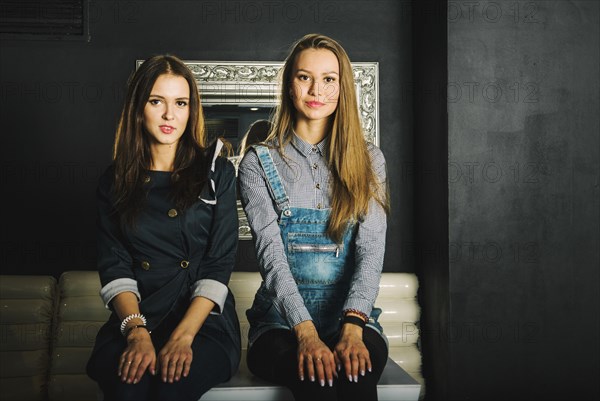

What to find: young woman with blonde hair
left=239, top=34, right=390, bottom=400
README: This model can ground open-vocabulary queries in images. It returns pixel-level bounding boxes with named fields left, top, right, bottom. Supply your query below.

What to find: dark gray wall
left=0, top=0, right=412, bottom=276
left=447, top=1, right=599, bottom=399
left=413, top=1, right=449, bottom=400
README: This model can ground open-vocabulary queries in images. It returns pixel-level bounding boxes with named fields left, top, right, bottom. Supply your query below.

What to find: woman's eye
left=176, top=101, right=188, bottom=107
left=324, top=77, right=336, bottom=83
left=149, top=99, right=161, bottom=105
left=298, top=75, right=310, bottom=81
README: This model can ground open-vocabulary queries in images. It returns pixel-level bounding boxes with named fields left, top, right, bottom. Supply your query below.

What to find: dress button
left=283, top=210, right=292, bottom=217
left=143, top=176, right=151, bottom=184
left=311, top=147, right=318, bottom=152
left=168, top=209, right=178, bottom=218
left=316, top=183, right=321, bottom=189
left=312, top=163, right=318, bottom=169
left=317, top=203, right=322, bottom=209
left=141, top=261, right=150, bottom=270
left=180, top=260, right=189, bottom=269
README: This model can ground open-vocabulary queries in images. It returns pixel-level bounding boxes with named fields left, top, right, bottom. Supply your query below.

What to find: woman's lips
left=160, top=125, right=174, bottom=134
left=306, top=101, right=325, bottom=108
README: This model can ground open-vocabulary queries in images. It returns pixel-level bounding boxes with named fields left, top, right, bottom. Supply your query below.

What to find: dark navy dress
left=87, top=153, right=241, bottom=401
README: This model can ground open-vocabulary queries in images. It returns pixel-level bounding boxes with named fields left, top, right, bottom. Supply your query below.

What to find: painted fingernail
left=320, top=379, right=325, bottom=387
left=348, top=374, right=352, bottom=381
left=354, top=375, right=358, bottom=382
left=133, top=378, right=137, bottom=384
left=368, top=367, right=372, bottom=372
left=328, top=379, right=333, bottom=387
left=361, top=370, right=365, bottom=376
left=163, top=377, right=167, bottom=382
left=337, top=364, right=341, bottom=371
left=310, top=375, right=315, bottom=382
left=300, top=375, right=304, bottom=381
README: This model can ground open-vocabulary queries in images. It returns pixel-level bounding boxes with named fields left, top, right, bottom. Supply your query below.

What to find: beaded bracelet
left=343, top=308, right=369, bottom=323
left=120, top=313, right=147, bottom=336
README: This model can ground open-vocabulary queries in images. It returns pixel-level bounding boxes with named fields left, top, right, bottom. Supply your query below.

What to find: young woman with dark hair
left=87, top=54, right=241, bottom=401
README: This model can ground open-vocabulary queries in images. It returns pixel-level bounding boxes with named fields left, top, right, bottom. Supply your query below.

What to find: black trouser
left=89, top=331, right=231, bottom=401
left=247, top=327, right=389, bottom=401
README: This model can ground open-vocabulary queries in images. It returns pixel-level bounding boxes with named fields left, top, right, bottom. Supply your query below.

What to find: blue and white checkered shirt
left=238, top=132, right=387, bottom=328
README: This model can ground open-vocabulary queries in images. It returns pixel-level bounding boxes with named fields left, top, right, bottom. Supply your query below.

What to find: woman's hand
left=334, top=324, right=372, bottom=382
left=294, top=321, right=337, bottom=387
left=153, top=296, right=215, bottom=384
left=157, top=334, right=194, bottom=383
left=118, top=328, right=156, bottom=384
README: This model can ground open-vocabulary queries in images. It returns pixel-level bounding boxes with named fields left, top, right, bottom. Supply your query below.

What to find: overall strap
left=252, top=145, right=290, bottom=210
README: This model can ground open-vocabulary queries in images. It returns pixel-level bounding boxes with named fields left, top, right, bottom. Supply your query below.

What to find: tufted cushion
left=48, top=271, right=110, bottom=401
left=0, top=275, right=56, bottom=401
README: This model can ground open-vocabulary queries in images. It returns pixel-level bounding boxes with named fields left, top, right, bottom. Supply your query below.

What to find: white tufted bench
left=0, top=271, right=422, bottom=401
left=0, top=275, right=57, bottom=401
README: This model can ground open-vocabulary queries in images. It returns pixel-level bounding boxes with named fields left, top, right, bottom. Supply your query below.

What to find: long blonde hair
left=267, top=33, right=390, bottom=242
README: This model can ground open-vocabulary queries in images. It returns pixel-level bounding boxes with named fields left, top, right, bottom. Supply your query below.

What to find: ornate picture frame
left=136, top=60, right=379, bottom=144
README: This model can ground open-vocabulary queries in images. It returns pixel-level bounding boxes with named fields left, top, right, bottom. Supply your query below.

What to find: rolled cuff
left=279, top=303, right=313, bottom=328
left=191, top=279, right=228, bottom=315
left=100, top=278, right=140, bottom=309
left=342, top=297, right=373, bottom=320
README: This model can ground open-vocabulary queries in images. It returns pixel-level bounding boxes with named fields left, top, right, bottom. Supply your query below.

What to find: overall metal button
left=143, top=176, right=151, bottom=184
left=168, top=209, right=178, bottom=218
left=315, top=183, right=320, bottom=189
left=141, top=261, right=150, bottom=270
left=180, top=260, right=189, bottom=269
left=317, top=203, right=322, bottom=209
left=283, top=210, right=292, bottom=217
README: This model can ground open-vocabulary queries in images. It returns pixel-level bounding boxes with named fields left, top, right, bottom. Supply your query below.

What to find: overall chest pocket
left=285, top=233, right=347, bottom=285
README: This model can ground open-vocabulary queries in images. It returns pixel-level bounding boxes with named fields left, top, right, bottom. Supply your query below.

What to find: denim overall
left=246, top=145, right=383, bottom=346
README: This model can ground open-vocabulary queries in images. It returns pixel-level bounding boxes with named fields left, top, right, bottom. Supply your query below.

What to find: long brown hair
left=112, top=54, right=211, bottom=226
left=267, top=33, right=390, bottom=242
